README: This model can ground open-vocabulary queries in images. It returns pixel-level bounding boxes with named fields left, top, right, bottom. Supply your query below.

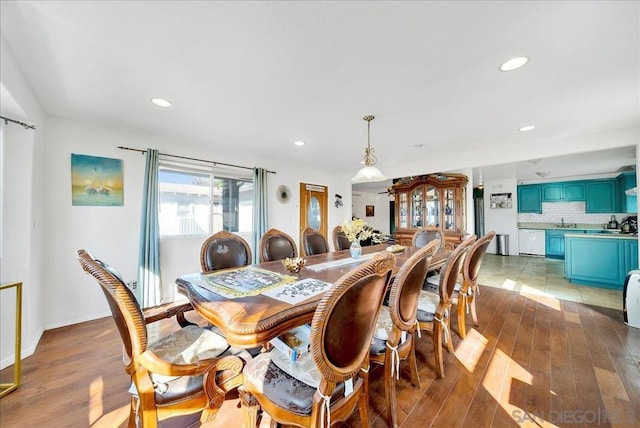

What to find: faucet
left=561, top=217, right=565, bottom=227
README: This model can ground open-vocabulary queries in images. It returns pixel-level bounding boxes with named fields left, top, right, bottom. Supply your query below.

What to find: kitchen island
left=564, top=233, right=638, bottom=289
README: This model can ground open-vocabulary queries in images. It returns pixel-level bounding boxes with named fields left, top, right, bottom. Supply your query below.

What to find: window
left=158, top=160, right=253, bottom=237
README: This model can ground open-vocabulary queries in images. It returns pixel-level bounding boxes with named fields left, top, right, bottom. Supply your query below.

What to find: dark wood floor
left=2, top=285, right=639, bottom=427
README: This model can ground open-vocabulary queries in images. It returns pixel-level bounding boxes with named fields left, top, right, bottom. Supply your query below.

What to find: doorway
left=299, top=183, right=328, bottom=244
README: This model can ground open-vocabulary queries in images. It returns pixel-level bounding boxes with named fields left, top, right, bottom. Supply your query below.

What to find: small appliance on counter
left=608, top=215, right=619, bottom=229
left=620, top=215, right=638, bottom=234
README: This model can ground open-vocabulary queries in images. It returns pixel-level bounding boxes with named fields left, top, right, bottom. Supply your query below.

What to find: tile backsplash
left=517, top=202, right=629, bottom=225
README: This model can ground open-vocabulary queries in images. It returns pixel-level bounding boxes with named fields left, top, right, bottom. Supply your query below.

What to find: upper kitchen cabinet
left=390, top=173, right=468, bottom=249
left=517, top=184, right=542, bottom=213
left=616, top=172, right=637, bottom=213
left=541, top=181, right=585, bottom=202
left=585, top=179, right=617, bottom=213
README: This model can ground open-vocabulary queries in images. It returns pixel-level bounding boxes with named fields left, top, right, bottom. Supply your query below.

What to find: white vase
left=350, top=241, right=362, bottom=258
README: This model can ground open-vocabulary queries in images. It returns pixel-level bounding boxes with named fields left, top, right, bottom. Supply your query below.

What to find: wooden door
left=299, top=183, right=328, bottom=242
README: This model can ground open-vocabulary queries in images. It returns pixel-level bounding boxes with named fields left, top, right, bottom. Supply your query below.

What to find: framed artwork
left=365, top=205, right=375, bottom=217
left=71, top=154, right=124, bottom=206
left=490, top=192, right=512, bottom=209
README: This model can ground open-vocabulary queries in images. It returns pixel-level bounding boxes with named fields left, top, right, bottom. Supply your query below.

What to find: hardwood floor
left=2, top=260, right=639, bottom=427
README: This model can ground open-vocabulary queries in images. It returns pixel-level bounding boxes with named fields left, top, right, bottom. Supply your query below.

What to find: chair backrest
left=310, top=252, right=395, bottom=386
left=332, top=225, right=351, bottom=251
left=389, top=240, right=440, bottom=331
left=437, top=238, right=473, bottom=305
left=301, top=227, right=329, bottom=256
left=200, top=231, right=252, bottom=272
left=76, top=249, right=146, bottom=369
left=412, top=226, right=445, bottom=253
left=463, top=231, right=496, bottom=286
left=259, top=228, right=297, bottom=262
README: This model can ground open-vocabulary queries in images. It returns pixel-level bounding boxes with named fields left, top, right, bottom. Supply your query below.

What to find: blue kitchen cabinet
left=517, top=184, right=542, bottom=213
left=625, top=239, right=638, bottom=273
left=616, top=172, right=637, bottom=213
left=565, top=236, right=637, bottom=289
left=541, top=181, right=585, bottom=202
left=545, top=229, right=587, bottom=259
left=585, top=179, right=617, bottom=213
left=545, top=230, right=565, bottom=258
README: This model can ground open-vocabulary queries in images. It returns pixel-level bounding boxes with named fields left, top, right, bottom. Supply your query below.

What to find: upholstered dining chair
left=426, top=231, right=495, bottom=339
left=301, top=227, right=329, bottom=256
left=370, top=240, right=440, bottom=428
left=77, top=249, right=248, bottom=428
left=200, top=230, right=252, bottom=272
left=411, top=226, right=445, bottom=254
left=259, top=228, right=298, bottom=262
left=332, top=225, right=351, bottom=251
left=240, top=252, right=396, bottom=428
left=416, top=238, right=472, bottom=378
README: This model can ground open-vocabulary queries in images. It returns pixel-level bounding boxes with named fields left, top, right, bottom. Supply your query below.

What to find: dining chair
left=411, top=226, right=445, bottom=254
left=416, top=238, right=472, bottom=378
left=259, top=228, right=298, bottom=262
left=369, top=240, right=440, bottom=428
left=301, top=227, right=329, bottom=256
left=240, top=252, right=396, bottom=428
left=200, top=230, right=252, bottom=272
left=77, top=249, right=249, bottom=428
left=426, top=231, right=495, bottom=338
left=332, top=225, right=351, bottom=251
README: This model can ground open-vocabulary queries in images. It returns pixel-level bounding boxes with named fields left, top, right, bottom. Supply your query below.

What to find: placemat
left=184, top=267, right=296, bottom=299
left=306, top=252, right=376, bottom=272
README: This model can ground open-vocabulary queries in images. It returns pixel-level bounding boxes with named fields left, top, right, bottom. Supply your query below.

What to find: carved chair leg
left=457, top=295, right=467, bottom=339
left=239, top=387, right=260, bottom=428
left=408, top=336, right=421, bottom=390
left=433, top=323, right=445, bottom=379
left=445, top=318, right=454, bottom=354
left=128, top=397, right=137, bottom=428
left=384, top=349, right=397, bottom=428
left=470, top=293, right=479, bottom=326
left=358, top=385, right=370, bottom=428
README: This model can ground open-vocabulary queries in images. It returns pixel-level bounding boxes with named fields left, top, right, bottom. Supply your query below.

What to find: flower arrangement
left=341, top=218, right=381, bottom=243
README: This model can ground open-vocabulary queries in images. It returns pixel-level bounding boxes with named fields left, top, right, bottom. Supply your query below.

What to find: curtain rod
left=0, top=115, right=36, bottom=130
left=117, top=146, right=276, bottom=174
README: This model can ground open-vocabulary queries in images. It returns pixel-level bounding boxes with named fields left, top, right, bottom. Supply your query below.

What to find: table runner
left=305, top=252, right=376, bottom=272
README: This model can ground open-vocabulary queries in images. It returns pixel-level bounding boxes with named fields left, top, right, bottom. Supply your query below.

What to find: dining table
left=176, top=243, right=448, bottom=348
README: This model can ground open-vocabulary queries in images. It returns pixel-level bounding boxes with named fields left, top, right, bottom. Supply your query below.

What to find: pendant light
left=352, top=115, right=387, bottom=183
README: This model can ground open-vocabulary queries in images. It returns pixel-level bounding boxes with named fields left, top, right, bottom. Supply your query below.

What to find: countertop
left=564, top=233, right=638, bottom=240
left=518, top=222, right=618, bottom=231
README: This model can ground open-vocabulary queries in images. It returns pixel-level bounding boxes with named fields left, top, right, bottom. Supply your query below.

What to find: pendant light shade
left=352, top=115, right=387, bottom=183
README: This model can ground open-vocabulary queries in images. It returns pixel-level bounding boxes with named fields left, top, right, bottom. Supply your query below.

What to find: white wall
left=0, top=35, right=47, bottom=368
left=351, top=191, right=392, bottom=235
left=42, top=116, right=354, bottom=327
left=483, top=178, right=519, bottom=255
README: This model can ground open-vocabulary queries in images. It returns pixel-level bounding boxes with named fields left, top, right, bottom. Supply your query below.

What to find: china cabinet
left=390, top=174, right=468, bottom=249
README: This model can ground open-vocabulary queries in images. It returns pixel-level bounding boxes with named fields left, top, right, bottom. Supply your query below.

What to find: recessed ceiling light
left=294, top=141, right=305, bottom=146
left=519, top=125, right=536, bottom=132
left=151, top=98, right=172, bottom=107
left=499, top=56, right=529, bottom=71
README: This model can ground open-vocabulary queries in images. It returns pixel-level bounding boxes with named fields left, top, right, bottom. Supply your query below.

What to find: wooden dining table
left=176, top=243, right=447, bottom=348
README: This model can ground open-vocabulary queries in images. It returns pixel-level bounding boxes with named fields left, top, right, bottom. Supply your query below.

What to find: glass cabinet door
left=443, top=188, right=455, bottom=230
left=398, top=192, right=408, bottom=228
left=410, top=187, right=423, bottom=228
left=425, top=186, right=439, bottom=227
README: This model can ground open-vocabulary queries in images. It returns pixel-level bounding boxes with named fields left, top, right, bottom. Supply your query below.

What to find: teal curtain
left=253, top=168, right=268, bottom=263
left=138, top=149, right=162, bottom=308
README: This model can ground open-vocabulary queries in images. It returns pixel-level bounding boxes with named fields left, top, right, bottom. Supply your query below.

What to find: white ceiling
left=1, top=1, right=638, bottom=190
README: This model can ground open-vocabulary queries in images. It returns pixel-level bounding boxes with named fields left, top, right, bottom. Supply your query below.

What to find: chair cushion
left=271, top=348, right=321, bottom=388
left=148, top=325, right=230, bottom=364
left=243, top=352, right=345, bottom=415
left=416, top=290, right=439, bottom=323
left=373, top=305, right=393, bottom=341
